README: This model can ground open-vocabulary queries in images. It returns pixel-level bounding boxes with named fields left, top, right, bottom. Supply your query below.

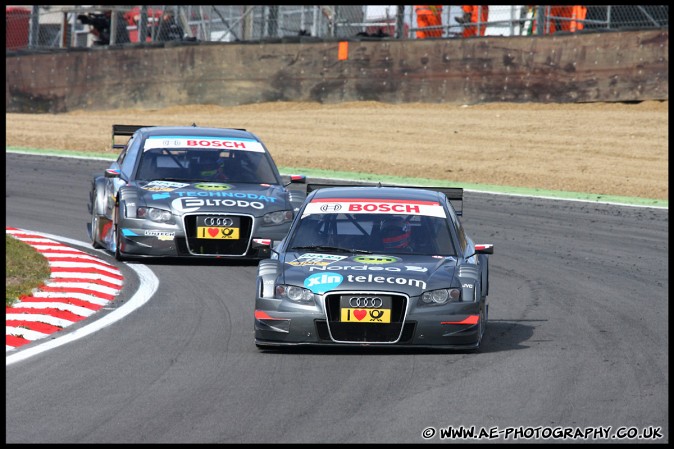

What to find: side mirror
left=104, top=168, right=121, bottom=178
left=285, top=174, right=306, bottom=186
left=465, top=243, right=494, bottom=260
left=475, top=244, right=494, bottom=254
left=251, top=238, right=273, bottom=258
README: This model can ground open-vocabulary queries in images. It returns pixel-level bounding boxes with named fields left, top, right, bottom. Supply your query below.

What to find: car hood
left=280, top=251, right=459, bottom=296
left=134, top=180, right=291, bottom=214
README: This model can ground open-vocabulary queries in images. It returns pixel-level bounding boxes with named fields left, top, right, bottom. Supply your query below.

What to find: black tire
left=90, top=196, right=103, bottom=249
left=474, top=304, right=487, bottom=352
left=113, top=207, right=126, bottom=262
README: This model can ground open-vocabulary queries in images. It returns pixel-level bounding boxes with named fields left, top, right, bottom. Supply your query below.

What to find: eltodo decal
left=171, top=197, right=265, bottom=212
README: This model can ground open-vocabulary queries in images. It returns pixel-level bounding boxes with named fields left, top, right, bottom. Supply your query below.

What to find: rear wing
left=111, top=124, right=249, bottom=150
left=112, top=124, right=154, bottom=150
left=306, top=183, right=464, bottom=216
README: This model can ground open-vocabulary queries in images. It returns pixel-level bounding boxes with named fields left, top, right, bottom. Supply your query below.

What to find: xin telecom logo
left=304, top=273, right=343, bottom=294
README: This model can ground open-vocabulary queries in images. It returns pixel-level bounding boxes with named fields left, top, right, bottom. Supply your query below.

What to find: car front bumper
left=254, top=295, right=483, bottom=349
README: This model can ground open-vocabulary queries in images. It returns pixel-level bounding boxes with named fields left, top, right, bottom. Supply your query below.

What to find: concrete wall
left=5, top=29, right=668, bottom=113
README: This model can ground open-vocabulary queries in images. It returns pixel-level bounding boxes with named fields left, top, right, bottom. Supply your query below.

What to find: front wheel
left=113, top=207, right=126, bottom=262
left=90, top=196, right=103, bottom=249
left=469, top=304, right=487, bottom=353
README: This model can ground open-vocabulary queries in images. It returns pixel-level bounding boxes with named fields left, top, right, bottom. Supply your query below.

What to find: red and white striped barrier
left=5, top=227, right=124, bottom=351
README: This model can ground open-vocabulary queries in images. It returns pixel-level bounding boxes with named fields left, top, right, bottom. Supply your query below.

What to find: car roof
left=139, top=126, right=259, bottom=141
left=308, top=185, right=444, bottom=202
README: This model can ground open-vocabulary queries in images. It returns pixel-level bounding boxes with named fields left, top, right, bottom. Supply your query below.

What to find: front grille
left=323, top=292, right=408, bottom=343
left=183, top=214, right=253, bottom=256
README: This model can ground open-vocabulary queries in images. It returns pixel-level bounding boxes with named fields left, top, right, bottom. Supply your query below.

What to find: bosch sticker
left=302, top=198, right=446, bottom=218
left=144, top=136, right=265, bottom=152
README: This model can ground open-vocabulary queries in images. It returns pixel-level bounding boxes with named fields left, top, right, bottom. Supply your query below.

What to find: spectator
left=155, top=11, right=184, bottom=42
left=551, top=5, right=587, bottom=33
left=415, top=5, right=443, bottom=39
left=77, top=10, right=130, bottom=46
left=457, top=5, right=489, bottom=38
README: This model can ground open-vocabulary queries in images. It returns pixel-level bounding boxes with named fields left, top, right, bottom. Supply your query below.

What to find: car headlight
left=261, top=210, right=293, bottom=226
left=137, top=207, right=173, bottom=223
left=421, top=288, right=462, bottom=305
left=275, top=284, right=314, bottom=302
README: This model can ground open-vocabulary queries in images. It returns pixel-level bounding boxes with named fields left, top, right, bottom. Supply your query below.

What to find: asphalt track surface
left=5, top=152, right=669, bottom=444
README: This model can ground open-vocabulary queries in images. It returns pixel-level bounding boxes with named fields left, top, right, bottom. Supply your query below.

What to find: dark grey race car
left=87, top=124, right=306, bottom=261
left=254, top=184, right=494, bottom=351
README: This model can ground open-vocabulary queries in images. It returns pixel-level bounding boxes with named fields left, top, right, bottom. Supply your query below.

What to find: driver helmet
left=381, top=216, right=411, bottom=250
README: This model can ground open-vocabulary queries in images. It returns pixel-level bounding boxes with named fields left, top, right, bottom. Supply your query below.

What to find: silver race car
left=254, top=184, right=494, bottom=351
left=87, top=124, right=306, bottom=261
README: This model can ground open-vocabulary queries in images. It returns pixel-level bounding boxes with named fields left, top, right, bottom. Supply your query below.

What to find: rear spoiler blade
left=112, top=124, right=154, bottom=149
left=306, top=183, right=464, bottom=216
left=110, top=124, right=248, bottom=150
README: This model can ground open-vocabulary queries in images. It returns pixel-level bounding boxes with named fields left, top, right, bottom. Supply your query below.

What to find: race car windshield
left=288, top=212, right=456, bottom=256
left=136, top=148, right=279, bottom=184
left=289, top=245, right=373, bottom=254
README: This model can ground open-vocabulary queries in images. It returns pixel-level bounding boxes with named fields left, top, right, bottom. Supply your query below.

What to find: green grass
left=5, top=234, right=51, bottom=306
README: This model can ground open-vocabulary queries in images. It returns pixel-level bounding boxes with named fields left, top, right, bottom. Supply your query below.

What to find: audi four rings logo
left=204, top=217, right=234, bottom=227
left=348, top=297, right=383, bottom=308
left=320, top=204, right=342, bottom=212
